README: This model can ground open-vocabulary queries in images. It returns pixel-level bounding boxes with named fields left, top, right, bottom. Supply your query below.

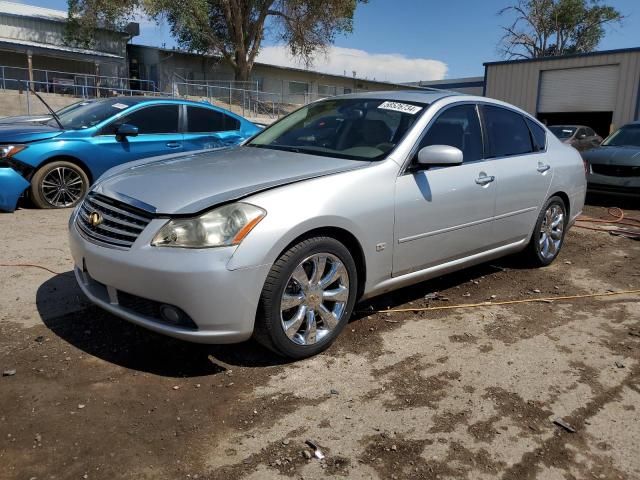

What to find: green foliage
left=65, top=0, right=365, bottom=80
left=499, top=0, right=623, bottom=59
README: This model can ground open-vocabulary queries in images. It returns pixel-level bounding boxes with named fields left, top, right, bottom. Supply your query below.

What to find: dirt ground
left=1, top=195, right=639, bottom=480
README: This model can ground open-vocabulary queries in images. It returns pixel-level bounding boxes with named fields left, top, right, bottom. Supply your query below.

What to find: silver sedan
left=69, top=91, right=587, bottom=359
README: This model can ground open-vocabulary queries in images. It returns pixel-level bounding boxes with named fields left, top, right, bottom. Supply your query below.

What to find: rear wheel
left=30, top=161, right=89, bottom=209
left=523, top=196, right=567, bottom=267
left=254, top=237, right=358, bottom=359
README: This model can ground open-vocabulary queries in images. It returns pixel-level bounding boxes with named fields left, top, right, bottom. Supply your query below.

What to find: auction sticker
left=378, top=101, right=423, bottom=115
left=112, top=103, right=129, bottom=110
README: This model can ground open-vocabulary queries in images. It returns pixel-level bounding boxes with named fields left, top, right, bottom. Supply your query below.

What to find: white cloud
left=256, top=45, right=447, bottom=83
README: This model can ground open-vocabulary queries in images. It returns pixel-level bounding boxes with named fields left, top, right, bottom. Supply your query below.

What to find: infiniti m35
left=69, top=91, right=587, bottom=359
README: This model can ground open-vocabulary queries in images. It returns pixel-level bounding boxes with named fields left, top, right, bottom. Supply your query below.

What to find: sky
left=14, top=0, right=640, bottom=82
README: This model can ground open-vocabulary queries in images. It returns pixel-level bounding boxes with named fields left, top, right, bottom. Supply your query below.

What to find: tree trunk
left=234, top=52, right=251, bottom=82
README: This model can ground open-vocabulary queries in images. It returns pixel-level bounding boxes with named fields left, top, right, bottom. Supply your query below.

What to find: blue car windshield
left=247, top=98, right=427, bottom=161
left=48, top=98, right=138, bottom=130
left=602, top=125, right=640, bottom=147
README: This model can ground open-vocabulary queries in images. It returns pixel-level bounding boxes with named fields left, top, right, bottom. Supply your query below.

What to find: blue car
left=0, top=97, right=260, bottom=211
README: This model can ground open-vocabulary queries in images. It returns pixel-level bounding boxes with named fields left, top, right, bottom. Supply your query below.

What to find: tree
left=498, top=0, right=623, bottom=59
left=66, top=0, right=364, bottom=81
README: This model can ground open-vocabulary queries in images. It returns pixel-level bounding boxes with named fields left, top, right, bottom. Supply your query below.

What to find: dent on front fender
left=0, top=168, right=30, bottom=212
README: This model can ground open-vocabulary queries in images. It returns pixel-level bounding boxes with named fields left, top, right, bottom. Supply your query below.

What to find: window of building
left=289, top=81, right=309, bottom=95
left=482, top=105, right=533, bottom=157
left=318, top=84, right=337, bottom=96
left=418, top=104, right=483, bottom=163
left=187, top=106, right=240, bottom=132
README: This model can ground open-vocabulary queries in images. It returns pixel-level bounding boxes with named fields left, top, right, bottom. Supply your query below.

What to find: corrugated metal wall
left=485, top=50, right=640, bottom=129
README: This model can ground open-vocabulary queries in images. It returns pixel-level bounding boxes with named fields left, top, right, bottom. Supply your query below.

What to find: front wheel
left=30, top=161, right=89, bottom=209
left=254, top=237, right=358, bottom=359
left=523, top=196, right=567, bottom=267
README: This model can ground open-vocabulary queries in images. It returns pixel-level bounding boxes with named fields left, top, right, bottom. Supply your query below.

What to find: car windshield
left=549, top=126, right=576, bottom=139
left=48, top=98, right=138, bottom=130
left=602, top=124, right=640, bottom=147
left=247, top=98, right=427, bottom=161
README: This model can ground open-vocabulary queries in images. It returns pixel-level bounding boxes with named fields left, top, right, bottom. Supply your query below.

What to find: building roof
left=339, top=90, right=456, bottom=103
left=484, top=46, right=640, bottom=67
left=0, top=0, right=67, bottom=22
left=406, top=76, right=484, bottom=89
left=0, top=37, right=123, bottom=59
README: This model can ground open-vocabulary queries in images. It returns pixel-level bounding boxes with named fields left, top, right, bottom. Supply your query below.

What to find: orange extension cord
left=574, top=207, right=640, bottom=239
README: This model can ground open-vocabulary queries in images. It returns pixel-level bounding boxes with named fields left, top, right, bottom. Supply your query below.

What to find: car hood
left=583, top=146, right=640, bottom=165
left=94, top=146, right=370, bottom=215
left=0, top=114, right=53, bottom=125
left=0, top=124, right=63, bottom=143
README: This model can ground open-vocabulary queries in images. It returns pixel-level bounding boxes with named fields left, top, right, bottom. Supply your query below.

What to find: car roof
left=90, top=96, right=217, bottom=107
left=336, top=90, right=456, bottom=104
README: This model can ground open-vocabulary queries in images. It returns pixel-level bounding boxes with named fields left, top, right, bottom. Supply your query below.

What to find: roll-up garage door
left=538, top=65, right=619, bottom=113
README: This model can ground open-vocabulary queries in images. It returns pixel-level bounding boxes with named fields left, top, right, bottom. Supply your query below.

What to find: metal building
left=0, top=0, right=137, bottom=91
left=484, top=47, right=640, bottom=136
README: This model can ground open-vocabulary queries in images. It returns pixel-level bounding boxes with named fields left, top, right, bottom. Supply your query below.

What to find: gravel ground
left=1, top=196, right=639, bottom=480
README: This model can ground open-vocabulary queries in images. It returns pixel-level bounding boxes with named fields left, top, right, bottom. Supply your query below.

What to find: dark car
left=548, top=125, right=603, bottom=151
left=582, top=121, right=640, bottom=196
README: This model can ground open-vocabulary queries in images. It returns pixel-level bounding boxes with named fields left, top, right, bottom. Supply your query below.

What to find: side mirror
left=417, top=145, right=463, bottom=167
left=116, top=123, right=139, bottom=138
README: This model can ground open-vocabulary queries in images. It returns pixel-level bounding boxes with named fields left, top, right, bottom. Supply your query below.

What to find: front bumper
left=587, top=172, right=640, bottom=197
left=69, top=215, right=272, bottom=344
left=0, top=167, right=30, bottom=212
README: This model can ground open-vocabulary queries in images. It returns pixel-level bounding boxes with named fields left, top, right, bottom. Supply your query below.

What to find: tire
left=523, top=196, right=567, bottom=267
left=254, top=236, right=358, bottom=359
left=30, top=160, right=89, bottom=209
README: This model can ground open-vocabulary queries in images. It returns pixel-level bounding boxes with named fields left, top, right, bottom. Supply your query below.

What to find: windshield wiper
left=27, top=84, right=64, bottom=130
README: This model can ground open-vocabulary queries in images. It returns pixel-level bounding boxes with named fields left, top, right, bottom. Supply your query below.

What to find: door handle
left=537, top=163, right=551, bottom=173
left=166, top=142, right=181, bottom=148
left=475, top=175, right=495, bottom=186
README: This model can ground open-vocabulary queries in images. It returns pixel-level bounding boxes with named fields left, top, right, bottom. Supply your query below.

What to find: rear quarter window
left=525, top=118, right=547, bottom=152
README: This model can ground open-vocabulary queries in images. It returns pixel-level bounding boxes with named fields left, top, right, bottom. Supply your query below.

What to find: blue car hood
left=0, top=124, right=63, bottom=143
left=94, top=146, right=370, bottom=215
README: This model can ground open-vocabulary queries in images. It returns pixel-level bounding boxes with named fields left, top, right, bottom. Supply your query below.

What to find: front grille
left=591, top=164, right=640, bottom=177
left=76, top=193, right=154, bottom=248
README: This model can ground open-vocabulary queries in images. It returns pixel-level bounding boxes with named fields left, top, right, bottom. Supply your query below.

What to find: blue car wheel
left=30, top=161, right=89, bottom=209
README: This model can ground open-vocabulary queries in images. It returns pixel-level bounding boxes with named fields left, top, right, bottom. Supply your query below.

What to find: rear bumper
left=69, top=216, right=272, bottom=344
left=0, top=167, right=29, bottom=212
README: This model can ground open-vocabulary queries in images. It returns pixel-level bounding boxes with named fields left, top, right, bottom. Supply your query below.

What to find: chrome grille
left=75, top=193, right=153, bottom=248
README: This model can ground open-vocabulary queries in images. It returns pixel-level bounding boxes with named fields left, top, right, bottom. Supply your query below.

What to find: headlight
left=151, top=202, right=266, bottom=248
left=0, top=145, right=27, bottom=159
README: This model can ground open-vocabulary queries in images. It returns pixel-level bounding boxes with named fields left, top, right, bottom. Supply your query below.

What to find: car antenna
left=25, top=81, right=64, bottom=130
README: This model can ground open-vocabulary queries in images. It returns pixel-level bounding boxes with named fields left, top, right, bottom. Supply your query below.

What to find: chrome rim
left=41, top=167, right=84, bottom=207
left=539, top=204, right=564, bottom=260
left=280, top=253, right=349, bottom=346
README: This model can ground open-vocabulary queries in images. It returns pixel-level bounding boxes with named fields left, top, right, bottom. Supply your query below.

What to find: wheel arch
left=275, top=226, right=367, bottom=300
left=548, top=190, right=571, bottom=218
left=34, top=155, right=93, bottom=184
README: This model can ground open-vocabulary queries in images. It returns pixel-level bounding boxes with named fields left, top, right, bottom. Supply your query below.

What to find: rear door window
left=103, top=105, right=180, bottom=135
left=482, top=105, right=534, bottom=157
left=418, top=104, right=483, bottom=163
left=187, top=106, right=240, bottom=133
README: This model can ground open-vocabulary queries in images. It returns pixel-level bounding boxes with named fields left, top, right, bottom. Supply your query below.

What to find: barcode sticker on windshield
left=112, top=103, right=128, bottom=110
left=378, top=101, right=423, bottom=115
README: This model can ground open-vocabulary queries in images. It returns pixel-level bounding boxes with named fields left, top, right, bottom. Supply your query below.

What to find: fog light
left=159, top=304, right=181, bottom=324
